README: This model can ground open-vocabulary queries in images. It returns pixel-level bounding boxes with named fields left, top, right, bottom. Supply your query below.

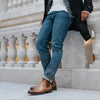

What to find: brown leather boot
left=28, top=78, right=52, bottom=95
left=51, top=78, right=57, bottom=90
left=30, top=78, right=57, bottom=91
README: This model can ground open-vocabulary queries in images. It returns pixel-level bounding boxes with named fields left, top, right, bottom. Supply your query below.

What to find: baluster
left=0, top=41, right=1, bottom=61
left=24, top=33, right=37, bottom=67
left=5, top=36, right=17, bottom=67
left=8, top=0, right=13, bottom=9
left=87, top=0, right=100, bottom=68
left=17, top=0, right=22, bottom=7
left=0, top=0, right=7, bottom=12
left=23, top=0, right=28, bottom=6
left=0, top=37, right=8, bottom=67
left=28, top=0, right=33, bottom=5
left=14, top=34, right=26, bottom=67
left=33, top=0, right=36, bottom=3
left=36, top=0, right=38, bottom=2
left=13, top=0, right=17, bottom=8
left=90, top=33, right=100, bottom=68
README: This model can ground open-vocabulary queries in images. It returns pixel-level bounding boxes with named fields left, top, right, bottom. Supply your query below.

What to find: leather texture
left=30, top=78, right=57, bottom=90
left=28, top=78, right=52, bottom=95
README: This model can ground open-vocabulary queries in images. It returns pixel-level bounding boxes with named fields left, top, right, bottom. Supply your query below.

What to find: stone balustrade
left=87, top=0, right=100, bottom=68
left=0, top=0, right=43, bottom=68
left=0, top=0, right=100, bottom=69
left=7, top=0, right=38, bottom=10
left=0, top=33, right=38, bottom=67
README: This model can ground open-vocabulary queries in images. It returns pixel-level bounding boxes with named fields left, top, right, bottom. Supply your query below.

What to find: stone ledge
left=71, top=69, right=100, bottom=91
left=0, top=67, right=71, bottom=88
left=0, top=22, right=41, bottom=38
left=1, top=67, right=100, bottom=90
left=0, top=12, right=43, bottom=28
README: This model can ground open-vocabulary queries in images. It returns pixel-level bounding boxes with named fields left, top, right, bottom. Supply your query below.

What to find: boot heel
left=52, top=87, right=57, bottom=90
left=46, top=89, right=52, bottom=93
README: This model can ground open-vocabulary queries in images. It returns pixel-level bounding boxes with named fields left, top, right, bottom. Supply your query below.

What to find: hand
left=41, top=19, right=43, bottom=25
left=81, top=11, right=90, bottom=21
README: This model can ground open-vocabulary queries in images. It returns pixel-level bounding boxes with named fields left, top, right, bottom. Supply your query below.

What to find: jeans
left=36, top=11, right=73, bottom=82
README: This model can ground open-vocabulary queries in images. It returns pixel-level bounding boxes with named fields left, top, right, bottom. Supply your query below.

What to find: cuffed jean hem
left=43, top=75, right=53, bottom=83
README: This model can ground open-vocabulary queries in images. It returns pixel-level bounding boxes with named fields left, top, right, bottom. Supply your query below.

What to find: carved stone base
left=24, top=63, right=35, bottom=67
left=35, top=61, right=42, bottom=68
left=5, top=63, right=16, bottom=67
left=1, top=68, right=100, bottom=90
left=0, top=64, right=5, bottom=67
left=90, top=63, right=100, bottom=69
left=0, top=61, right=7, bottom=67
left=24, top=61, right=36, bottom=67
left=14, top=63, right=26, bottom=67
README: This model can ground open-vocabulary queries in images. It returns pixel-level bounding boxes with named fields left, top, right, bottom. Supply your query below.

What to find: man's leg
left=28, top=13, right=56, bottom=95
left=28, top=11, right=73, bottom=95
left=36, top=14, right=53, bottom=72
left=44, top=11, right=73, bottom=81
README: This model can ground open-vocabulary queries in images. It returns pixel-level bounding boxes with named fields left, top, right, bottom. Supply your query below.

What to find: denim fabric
left=36, top=11, right=73, bottom=81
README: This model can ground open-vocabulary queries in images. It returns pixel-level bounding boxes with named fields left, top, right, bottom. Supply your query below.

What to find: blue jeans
left=36, top=11, right=73, bottom=82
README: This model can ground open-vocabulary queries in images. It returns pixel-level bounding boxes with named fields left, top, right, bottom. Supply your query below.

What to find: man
left=28, top=0, right=93, bottom=95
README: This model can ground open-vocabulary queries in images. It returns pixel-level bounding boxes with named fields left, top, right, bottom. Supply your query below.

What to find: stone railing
left=87, top=0, right=100, bottom=68
left=0, top=33, right=38, bottom=67
left=7, top=0, right=38, bottom=10
left=0, top=0, right=100, bottom=69
left=0, top=0, right=43, bottom=68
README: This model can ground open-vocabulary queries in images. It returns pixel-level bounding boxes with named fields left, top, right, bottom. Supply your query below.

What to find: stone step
left=0, top=81, right=100, bottom=100
left=0, top=67, right=100, bottom=91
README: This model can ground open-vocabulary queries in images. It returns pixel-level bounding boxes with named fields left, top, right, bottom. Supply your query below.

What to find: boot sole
left=28, top=89, right=52, bottom=95
left=52, top=87, right=57, bottom=90
left=30, top=86, right=57, bottom=91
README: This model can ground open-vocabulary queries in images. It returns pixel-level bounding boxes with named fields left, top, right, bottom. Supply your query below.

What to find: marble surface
left=62, top=31, right=85, bottom=69
left=0, top=82, right=100, bottom=100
